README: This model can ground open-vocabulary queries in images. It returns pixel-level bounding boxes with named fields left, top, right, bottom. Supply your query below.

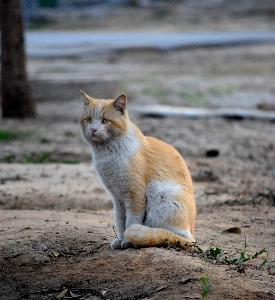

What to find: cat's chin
left=85, top=134, right=105, bottom=143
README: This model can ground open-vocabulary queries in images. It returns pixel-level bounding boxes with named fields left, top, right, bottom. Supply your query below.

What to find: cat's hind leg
left=143, top=179, right=195, bottom=243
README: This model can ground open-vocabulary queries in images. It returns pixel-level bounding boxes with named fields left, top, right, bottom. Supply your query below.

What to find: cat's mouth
left=86, top=132, right=105, bottom=142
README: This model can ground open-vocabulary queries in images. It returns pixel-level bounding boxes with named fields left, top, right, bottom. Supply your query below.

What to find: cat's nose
left=91, top=128, right=97, bottom=135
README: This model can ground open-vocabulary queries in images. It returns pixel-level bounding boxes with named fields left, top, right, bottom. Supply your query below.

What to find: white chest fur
left=90, top=124, right=140, bottom=198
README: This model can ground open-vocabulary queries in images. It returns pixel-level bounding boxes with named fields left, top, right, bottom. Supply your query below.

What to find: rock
left=37, top=243, right=47, bottom=251
left=180, top=278, right=193, bottom=284
left=34, top=255, right=50, bottom=262
left=206, top=149, right=219, bottom=157
left=195, top=267, right=203, bottom=272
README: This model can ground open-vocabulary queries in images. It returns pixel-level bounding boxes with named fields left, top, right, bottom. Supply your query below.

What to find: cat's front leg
left=111, top=201, right=126, bottom=249
left=111, top=198, right=145, bottom=249
left=120, top=210, right=145, bottom=249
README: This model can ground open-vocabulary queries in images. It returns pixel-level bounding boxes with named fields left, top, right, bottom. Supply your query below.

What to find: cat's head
left=80, top=91, right=129, bottom=144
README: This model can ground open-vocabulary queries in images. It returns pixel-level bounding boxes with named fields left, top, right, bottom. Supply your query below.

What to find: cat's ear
left=80, top=90, right=94, bottom=106
left=113, top=94, right=127, bottom=115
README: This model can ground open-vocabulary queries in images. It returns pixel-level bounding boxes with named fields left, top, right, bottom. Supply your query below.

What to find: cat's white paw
left=120, top=239, right=133, bottom=249
left=111, top=238, right=121, bottom=249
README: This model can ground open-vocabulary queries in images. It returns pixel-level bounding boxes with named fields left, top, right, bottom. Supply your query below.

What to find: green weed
left=200, top=273, right=212, bottom=299
left=1, top=153, right=80, bottom=164
left=208, top=86, right=236, bottom=96
left=179, top=88, right=206, bottom=104
left=141, top=86, right=170, bottom=99
left=257, top=253, right=275, bottom=270
left=23, top=153, right=80, bottom=164
left=193, top=239, right=274, bottom=271
left=162, top=238, right=274, bottom=273
left=23, top=153, right=53, bottom=164
left=0, top=130, right=17, bottom=141
left=0, top=129, right=32, bottom=141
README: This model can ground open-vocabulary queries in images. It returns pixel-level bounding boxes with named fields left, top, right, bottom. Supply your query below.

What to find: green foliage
left=200, top=273, right=212, bottom=299
left=257, top=253, right=275, bottom=270
left=0, top=129, right=31, bottom=141
left=179, top=88, right=206, bottom=104
left=161, top=237, right=274, bottom=275
left=141, top=86, right=169, bottom=99
left=0, top=130, right=17, bottom=141
left=2, top=153, right=80, bottom=164
left=208, top=86, right=236, bottom=96
left=24, top=153, right=52, bottom=163
left=3, top=155, right=13, bottom=163
left=23, top=153, right=80, bottom=164
left=193, top=239, right=273, bottom=271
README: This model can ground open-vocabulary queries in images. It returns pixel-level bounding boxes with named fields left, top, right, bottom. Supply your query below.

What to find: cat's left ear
left=81, top=90, right=94, bottom=106
left=113, top=94, right=127, bottom=115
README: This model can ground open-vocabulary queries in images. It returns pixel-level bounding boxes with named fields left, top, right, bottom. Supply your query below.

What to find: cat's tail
left=124, top=224, right=195, bottom=249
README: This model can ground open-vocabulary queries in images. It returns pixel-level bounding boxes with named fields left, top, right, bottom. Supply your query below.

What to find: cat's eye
left=85, top=117, right=92, bottom=123
left=102, top=119, right=110, bottom=124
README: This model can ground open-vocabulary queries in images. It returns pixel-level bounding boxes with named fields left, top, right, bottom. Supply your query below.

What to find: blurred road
left=25, top=31, right=275, bottom=58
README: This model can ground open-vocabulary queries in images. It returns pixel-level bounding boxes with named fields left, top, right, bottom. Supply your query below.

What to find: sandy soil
left=1, top=2, right=275, bottom=299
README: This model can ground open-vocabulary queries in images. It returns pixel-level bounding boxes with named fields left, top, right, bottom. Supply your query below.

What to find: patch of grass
left=23, top=153, right=80, bottom=164
left=28, top=18, right=55, bottom=30
left=179, top=88, right=206, bottom=105
left=0, top=130, right=17, bottom=141
left=200, top=273, right=212, bottom=299
left=141, top=86, right=170, bottom=100
left=0, top=129, right=32, bottom=142
left=163, top=238, right=275, bottom=273
left=193, top=239, right=275, bottom=272
left=3, top=155, right=14, bottom=163
left=1, top=153, right=80, bottom=164
left=208, top=86, right=237, bottom=96
left=23, top=153, right=53, bottom=164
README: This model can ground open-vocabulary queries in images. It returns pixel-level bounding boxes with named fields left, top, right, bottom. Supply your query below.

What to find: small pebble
left=195, top=267, right=203, bottom=272
left=34, top=255, right=50, bottom=262
left=206, top=149, right=219, bottom=157
left=180, top=278, right=192, bottom=284
left=37, top=243, right=47, bottom=251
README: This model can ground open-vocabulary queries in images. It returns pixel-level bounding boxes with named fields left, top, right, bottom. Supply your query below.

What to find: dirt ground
left=1, top=2, right=275, bottom=299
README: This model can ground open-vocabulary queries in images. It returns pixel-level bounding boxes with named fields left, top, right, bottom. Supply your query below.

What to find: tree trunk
left=1, top=0, right=36, bottom=118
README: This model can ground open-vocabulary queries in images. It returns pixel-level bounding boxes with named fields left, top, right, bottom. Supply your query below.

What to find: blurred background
left=1, top=4, right=275, bottom=298
left=6, top=0, right=275, bottom=109
left=0, top=0, right=275, bottom=209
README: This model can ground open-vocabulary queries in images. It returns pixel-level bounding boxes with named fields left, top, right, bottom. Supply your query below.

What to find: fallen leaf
left=222, top=227, right=241, bottom=234
left=52, top=250, right=61, bottom=257
left=101, top=290, right=107, bottom=296
left=57, top=288, right=68, bottom=299
left=156, top=286, right=166, bottom=292
left=70, top=290, right=80, bottom=297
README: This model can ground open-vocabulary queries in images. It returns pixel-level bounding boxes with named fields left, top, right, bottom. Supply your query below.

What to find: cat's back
left=145, top=135, right=181, bottom=158
left=144, top=135, right=186, bottom=167
left=137, top=135, right=193, bottom=190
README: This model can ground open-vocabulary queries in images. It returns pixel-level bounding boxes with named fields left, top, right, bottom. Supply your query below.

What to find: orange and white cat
left=80, top=91, right=196, bottom=249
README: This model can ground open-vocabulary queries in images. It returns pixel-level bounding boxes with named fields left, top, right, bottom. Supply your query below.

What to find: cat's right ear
left=80, top=90, right=94, bottom=106
left=114, top=94, right=127, bottom=115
